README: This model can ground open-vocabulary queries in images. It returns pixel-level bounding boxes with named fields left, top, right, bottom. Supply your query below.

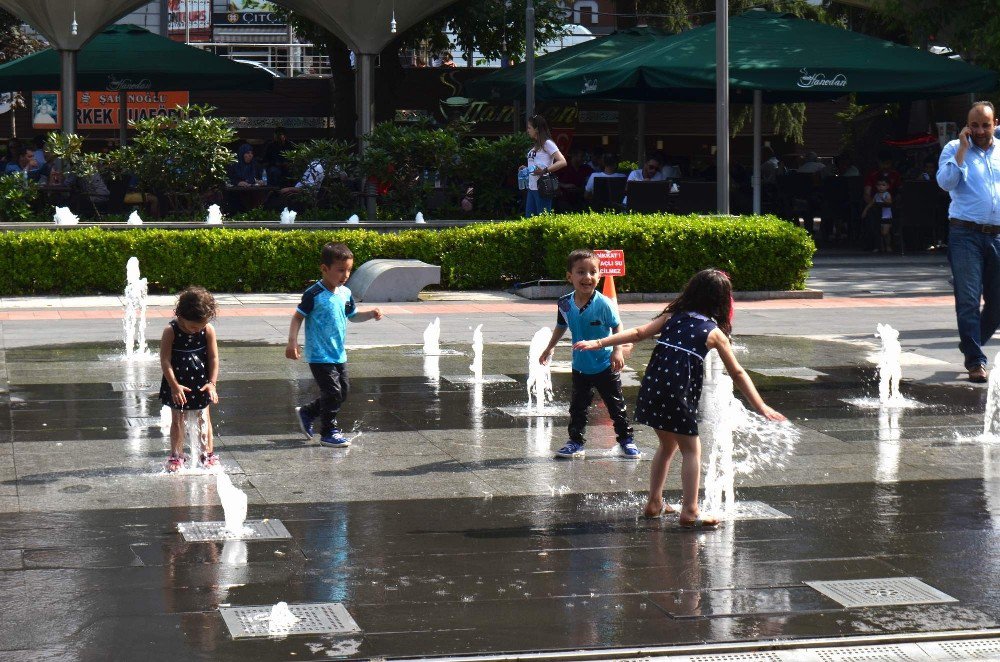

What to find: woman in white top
left=520, top=114, right=566, bottom=218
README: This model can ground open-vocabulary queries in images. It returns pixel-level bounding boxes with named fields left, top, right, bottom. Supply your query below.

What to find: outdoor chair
left=592, top=177, right=627, bottom=211
left=899, top=180, right=943, bottom=252
left=625, top=180, right=673, bottom=213
left=777, top=172, right=821, bottom=225
left=674, top=181, right=716, bottom=214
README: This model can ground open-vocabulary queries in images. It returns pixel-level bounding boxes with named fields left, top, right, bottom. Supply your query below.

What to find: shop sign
left=32, top=91, right=190, bottom=129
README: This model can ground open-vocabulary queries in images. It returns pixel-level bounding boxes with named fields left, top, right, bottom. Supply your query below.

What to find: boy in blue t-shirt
left=540, top=249, right=641, bottom=459
left=286, top=242, right=382, bottom=447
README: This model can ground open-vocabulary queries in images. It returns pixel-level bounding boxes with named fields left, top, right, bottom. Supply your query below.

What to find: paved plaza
left=4, top=253, right=1000, bottom=660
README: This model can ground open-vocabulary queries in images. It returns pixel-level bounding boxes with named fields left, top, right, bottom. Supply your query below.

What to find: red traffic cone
left=602, top=275, right=617, bottom=301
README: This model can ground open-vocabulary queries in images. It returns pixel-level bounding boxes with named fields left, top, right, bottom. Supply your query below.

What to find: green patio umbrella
left=464, top=26, right=667, bottom=104
left=536, top=10, right=997, bottom=103
left=0, top=24, right=275, bottom=144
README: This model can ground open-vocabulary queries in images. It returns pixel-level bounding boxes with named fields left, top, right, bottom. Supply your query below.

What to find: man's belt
left=950, top=218, right=1000, bottom=235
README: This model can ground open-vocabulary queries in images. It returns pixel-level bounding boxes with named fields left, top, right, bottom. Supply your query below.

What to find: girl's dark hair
left=175, top=286, right=218, bottom=322
left=528, top=114, right=552, bottom=147
left=663, top=269, right=733, bottom=335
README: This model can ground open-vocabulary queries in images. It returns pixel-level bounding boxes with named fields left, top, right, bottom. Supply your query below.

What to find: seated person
left=557, top=147, right=594, bottom=212
left=651, top=150, right=681, bottom=179
left=281, top=160, right=325, bottom=195
left=63, top=170, right=110, bottom=211
left=263, top=127, right=294, bottom=186
left=584, top=154, right=626, bottom=200
left=624, top=155, right=665, bottom=205
left=229, top=143, right=263, bottom=187
left=797, top=151, right=828, bottom=178
left=5, top=150, right=41, bottom=180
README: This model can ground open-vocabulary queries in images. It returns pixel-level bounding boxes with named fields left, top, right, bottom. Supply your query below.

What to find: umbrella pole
left=357, top=52, right=376, bottom=220
left=752, top=89, right=761, bottom=215
left=119, top=92, right=128, bottom=147
left=525, top=0, right=535, bottom=118
left=715, top=0, right=729, bottom=214
left=637, top=103, right=646, bottom=166
left=60, top=50, right=77, bottom=135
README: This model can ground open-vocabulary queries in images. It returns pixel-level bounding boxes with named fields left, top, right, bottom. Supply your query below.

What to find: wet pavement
left=2, top=321, right=1000, bottom=660
left=2, top=251, right=998, bottom=660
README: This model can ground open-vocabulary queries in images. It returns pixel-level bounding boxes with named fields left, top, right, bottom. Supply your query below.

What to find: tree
left=0, top=9, right=43, bottom=64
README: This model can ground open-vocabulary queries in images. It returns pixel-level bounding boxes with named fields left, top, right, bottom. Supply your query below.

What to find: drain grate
left=442, top=374, right=517, bottom=385
left=177, top=519, right=292, bottom=542
left=804, top=577, right=958, bottom=608
left=813, top=644, right=923, bottom=661
left=676, top=653, right=784, bottom=661
left=753, top=367, right=828, bottom=380
left=110, top=381, right=156, bottom=392
left=125, top=416, right=161, bottom=428
left=723, top=501, right=791, bottom=521
left=923, top=638, right=1000, bottom=660
left=220, top=602, right=361, bottom=639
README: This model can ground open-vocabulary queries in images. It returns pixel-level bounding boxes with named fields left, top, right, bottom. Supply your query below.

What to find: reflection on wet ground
left=2, top=337, right=1000, bottom=659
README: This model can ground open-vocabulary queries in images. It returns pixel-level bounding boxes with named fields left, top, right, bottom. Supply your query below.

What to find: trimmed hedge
left=0, top=213, right=814, bottom=295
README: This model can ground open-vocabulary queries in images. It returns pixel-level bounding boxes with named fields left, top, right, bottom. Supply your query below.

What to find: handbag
left=537, top=172, right=559, bottom=198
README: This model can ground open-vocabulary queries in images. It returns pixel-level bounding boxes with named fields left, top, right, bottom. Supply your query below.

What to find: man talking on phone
left=937, top=101, right=1000, bottom=383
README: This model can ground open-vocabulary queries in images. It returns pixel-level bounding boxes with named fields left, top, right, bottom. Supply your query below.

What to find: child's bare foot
left=643, top=501, right=677, bottom=519
left=679, top=510, right=720, bottom=529
left=200, top=452, right=220, bottom=469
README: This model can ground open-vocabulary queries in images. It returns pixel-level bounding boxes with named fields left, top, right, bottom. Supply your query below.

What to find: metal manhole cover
left=220, top=602, right=361, bottom=639
left=753, top=367, right=828, bottom=380
left=110, top=381, right=156, bottom=392
left=177, top=519, right=292, bottom=542
left=804, top=577, right=958, bottom=608
left=442, top=374, right=517, bottom=385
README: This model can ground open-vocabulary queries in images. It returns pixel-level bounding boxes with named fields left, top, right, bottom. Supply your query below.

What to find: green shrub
left=0, top=214, right=813, bottom=294
left=0, top=173, right=38, bottom=221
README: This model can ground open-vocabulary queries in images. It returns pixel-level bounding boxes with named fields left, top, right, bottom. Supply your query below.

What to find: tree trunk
left=327, top=41, right=356, bottom=142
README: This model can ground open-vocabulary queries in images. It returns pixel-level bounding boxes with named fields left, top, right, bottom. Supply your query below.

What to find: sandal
left=643, top=503, right=677, bottom=519
left=165, top=453, right=186, bottom=473
left=679, top=515, right=721, bottom=529
left=200, top=452, right=220, bottom=468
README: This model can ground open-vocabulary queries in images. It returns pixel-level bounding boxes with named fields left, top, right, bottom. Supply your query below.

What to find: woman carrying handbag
left=519, top=114, right=567, bottom=217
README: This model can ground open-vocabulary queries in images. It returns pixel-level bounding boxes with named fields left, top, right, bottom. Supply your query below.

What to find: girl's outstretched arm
left=574, top=313, right=669, bottom=351
left=707, top=328, right=785, bottom=421
left=201, top=323, right=219, bottom=404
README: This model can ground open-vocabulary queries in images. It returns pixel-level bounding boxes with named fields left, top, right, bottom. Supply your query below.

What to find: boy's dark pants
left=303, top=362, right=350, bottom=434
left=568, top=368, right=633, bottom=443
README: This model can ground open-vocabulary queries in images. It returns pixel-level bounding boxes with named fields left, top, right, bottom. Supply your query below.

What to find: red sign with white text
left=595, top=249, right=625, bottom=277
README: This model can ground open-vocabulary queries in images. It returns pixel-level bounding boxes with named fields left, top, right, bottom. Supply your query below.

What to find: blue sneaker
left=618, top=438, right=641, bottom=459
left=319, top=430, right=351, bottom=448
left=555, top=440, right=585, bottom=458
left=296, top=407, right=314, bottom=439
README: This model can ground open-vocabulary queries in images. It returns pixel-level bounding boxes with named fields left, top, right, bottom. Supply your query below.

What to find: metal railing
left=192, top=42, right=331, bottom=78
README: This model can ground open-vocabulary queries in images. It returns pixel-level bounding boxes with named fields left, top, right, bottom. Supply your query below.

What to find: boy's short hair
left=567, top=248, right=597, bottom=271
left=875, top=176, right=889, bottom=185
left=321, top=242, right=354, bottom=266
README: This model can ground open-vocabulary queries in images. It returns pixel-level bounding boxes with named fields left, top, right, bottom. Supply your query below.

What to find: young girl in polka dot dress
left=159, top=287, right=220, bottom=472
left=575, top=269, right=785, bottom=528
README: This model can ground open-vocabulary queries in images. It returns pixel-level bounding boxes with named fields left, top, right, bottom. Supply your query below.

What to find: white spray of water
left=205, top=204, right=223, bottom=225
left=875, top=323, right=903, bottom=405
left=184, top=410, right=208, bottom=470
left=526, top=328, right=554, bottom=413
left=469, top=324, right=484, bottom=383
left=126, top=210, right=143, bottom=225
left=267, top=602, right=299, bottom=635
left=701, top=349, right=800, bottom=517
left=216, top=471, right=249, bottom=535
left=279, top=207, right=297, bottom=224
left=423, top=317, right=441, bottom=355
left=158, top=405, right=172, bottom=436
left=122, top=257, right=149, bottom=359
left=415, top=211, right=425, bottom=223
left=984, top=351, right=1000, bottom=437
left=346, top=214, right=360, bottom=224
left=53, top=206, right=79, bottom=225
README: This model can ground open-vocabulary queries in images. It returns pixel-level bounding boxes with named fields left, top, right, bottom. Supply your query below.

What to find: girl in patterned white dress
left=159, top=287, right=220, bottom=472
left=575, top=269, right=784, bottom=528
